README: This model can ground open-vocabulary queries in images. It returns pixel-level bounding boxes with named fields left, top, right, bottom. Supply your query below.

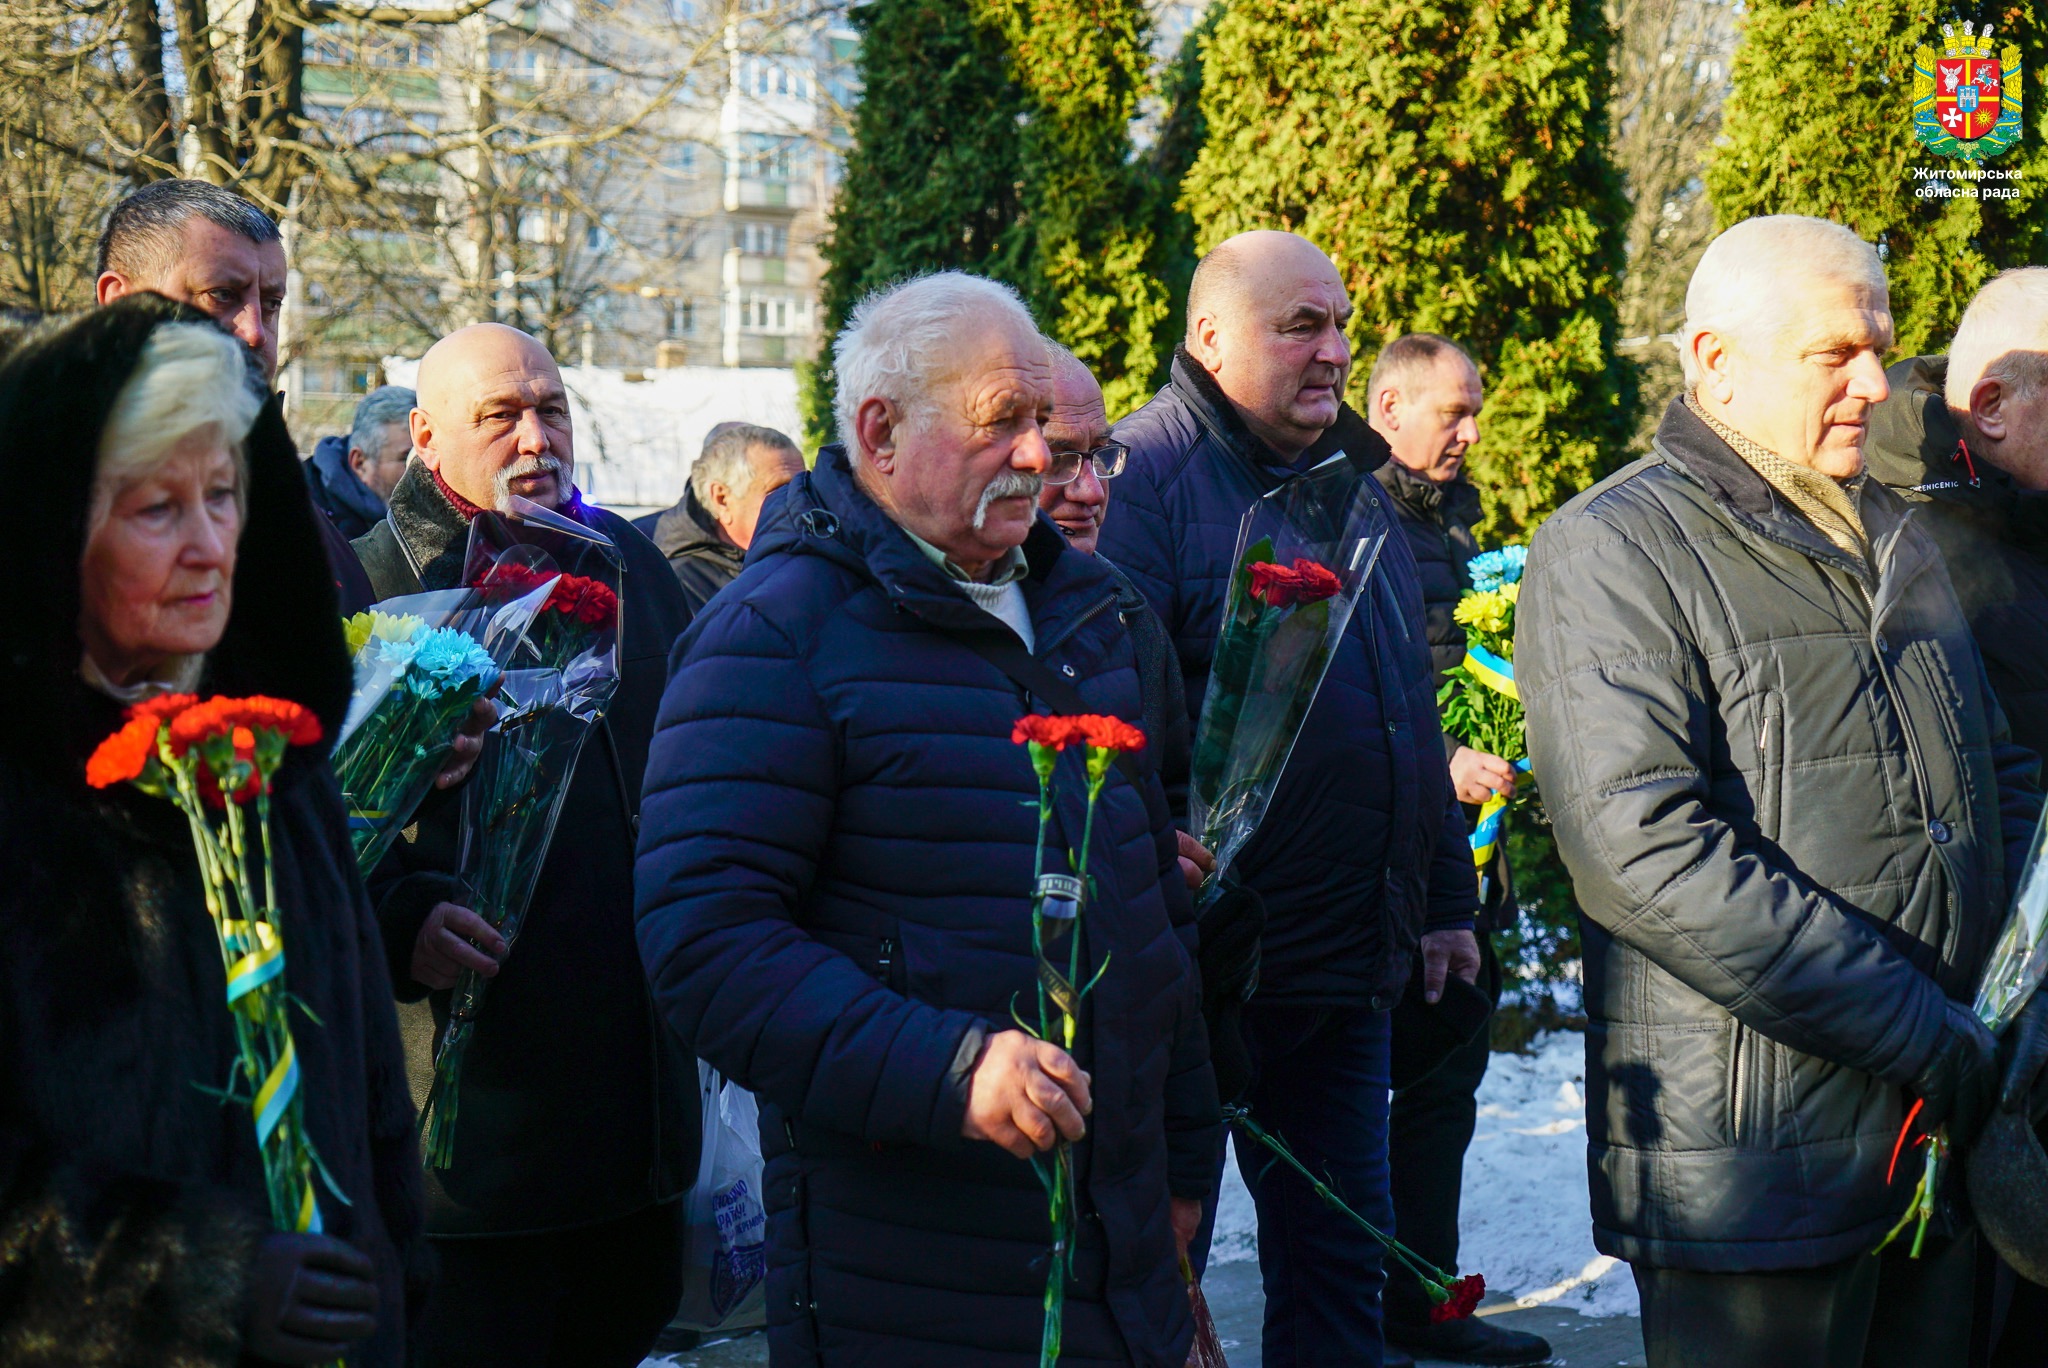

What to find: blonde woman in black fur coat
left=0, top=297, right=428, bottom=1366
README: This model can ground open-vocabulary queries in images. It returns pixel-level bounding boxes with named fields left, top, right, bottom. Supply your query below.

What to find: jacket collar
left=751, top=445, right=1120, bottom=647
left=651, top=485, right=741, bottom=564
left=1864, top=354, right=2032, bottom=521
left=1169, top=345, right=1391, bottom=486
left=384, top=459, right=595, bottom=591
left=310, top=435, right=389, bottom=525
left=1652, top=394, right=1926, bottom=593
left=1374, top=457, right=1480, bottom=524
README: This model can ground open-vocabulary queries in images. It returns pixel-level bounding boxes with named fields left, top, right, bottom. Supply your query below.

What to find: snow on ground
left=1212, top=1029, right=1634, bottom=1318
left=382, top=358, right=802, bottom=514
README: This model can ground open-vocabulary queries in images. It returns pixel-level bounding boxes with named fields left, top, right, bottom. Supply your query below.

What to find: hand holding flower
left=962, top=1029, right=1093, bottom=1160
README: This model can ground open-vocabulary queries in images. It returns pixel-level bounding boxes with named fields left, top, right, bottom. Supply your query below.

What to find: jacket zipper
left=1036, top=591, right=1119, bottom=659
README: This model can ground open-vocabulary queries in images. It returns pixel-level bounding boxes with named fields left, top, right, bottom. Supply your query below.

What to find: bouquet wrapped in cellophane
left=418, top=498, right=624, bottom=1170
left=1187, top=452, right=1390, bottom=909
left=1884, top=804, right=2048, bottom=1256
left=331, top=584, right=550, bottom=879
left=1434, top=545, right=1533, bottom=895
left=87, top=695, right=340, bottom=1242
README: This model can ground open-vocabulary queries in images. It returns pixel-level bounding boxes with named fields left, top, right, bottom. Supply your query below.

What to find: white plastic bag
left=674, top=1062, right=768, bottom=1333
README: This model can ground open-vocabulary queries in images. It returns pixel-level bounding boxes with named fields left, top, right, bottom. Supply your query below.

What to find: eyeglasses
left=1043, top=442, right=1128, bottom=486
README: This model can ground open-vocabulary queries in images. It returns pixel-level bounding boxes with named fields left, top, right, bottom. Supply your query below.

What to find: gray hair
left=831, top=271, right=1039, bottom=456
left=1366, top=333, right=1476, bottom=403
left=1946, top=268, right=2048, bottom=412
left=92, top=322, right=260, bottom=534
left=1679, top=216, right=1887, bottom=386
left=689, top=421, right=799, bottom=503
left=349, top=385, right=416, bottom=458
left=96, top=179, right=281, bottom=283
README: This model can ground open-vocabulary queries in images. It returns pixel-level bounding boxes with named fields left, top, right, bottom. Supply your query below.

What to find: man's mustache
left=972, top=470, right=1043, bottom=531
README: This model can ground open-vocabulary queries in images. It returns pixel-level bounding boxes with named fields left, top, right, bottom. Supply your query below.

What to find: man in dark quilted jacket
left=1101, top=230, right=1482, bottom=1367
left=635, top=271, right=1219, bottom=1368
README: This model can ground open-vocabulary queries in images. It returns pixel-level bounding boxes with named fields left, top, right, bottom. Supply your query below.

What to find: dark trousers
left=1633, top=1231, right=1977, bottom=1368
left=418, top=1201, right=685, bottom=1368
left=1383, top=972, right=1494, bottom=1328
left=1232, top=1003, right=1394, bottom=1368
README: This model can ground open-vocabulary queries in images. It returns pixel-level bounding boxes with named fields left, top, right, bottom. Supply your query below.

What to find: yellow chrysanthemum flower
left=1454, top=590, right=1512, bottom=637
left=343, top=611, right=425, bottom=658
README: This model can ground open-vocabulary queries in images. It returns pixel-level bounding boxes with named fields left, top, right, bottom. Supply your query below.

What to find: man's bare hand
left=410, top=903, right=507, bottom=990
left=1420, top=928, right=1481, bottom=1004
left=1176, top=830, right=1216, bottom=891
left=1170, top=1196, right=1203, bottom=1263
left=434, top=696, right=498, bottom=790
left=1449, top=745, right=1517, bottom=806
left=962, top=1030, right=1092, bottom=1160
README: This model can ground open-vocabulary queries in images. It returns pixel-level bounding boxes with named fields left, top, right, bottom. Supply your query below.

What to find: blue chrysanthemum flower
left=1468, top=544, right=1528, bottom=593
left=408, top=627, right=498, bottom=699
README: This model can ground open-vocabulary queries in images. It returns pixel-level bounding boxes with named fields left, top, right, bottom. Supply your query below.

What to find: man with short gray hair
left=636, top=270, right=1218, bottom=1365
left=633, top=421, right=805, bottom=617
left=1520, top=215, right=2043, bottom=1366
left=306, top=386, right=415, bottom=538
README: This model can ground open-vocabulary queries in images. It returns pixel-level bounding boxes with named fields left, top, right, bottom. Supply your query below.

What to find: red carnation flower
left=126, top=692, right=200, bottom=726
left=1431, top=1273, right=1485, bottom=1323
left=1013, top=715, right=1082, bottom=750
left=1074, top=714, right=1146, bottom=754
left=86, top=715, right=162, bottom=789
left=1248, top=557, right=1341, bottom=609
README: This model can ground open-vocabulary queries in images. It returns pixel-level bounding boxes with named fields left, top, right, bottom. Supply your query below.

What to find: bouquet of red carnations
left=88, top=694, right=336, bottom=1241
left=1011, top=712, right=1147, bottom=1368
left=1188, top=454, right=1391, bottom=908
left=331, top=584, right=549, bottom=878
left=417, top=498, right=624, bottom=1171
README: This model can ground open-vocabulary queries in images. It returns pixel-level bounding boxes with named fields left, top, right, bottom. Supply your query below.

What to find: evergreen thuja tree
left=1180, top=0, right=1638, bottom=541
left=1708, top=0, right=2048, bottom=354
left=800, top=0, right=1028, bottom=448
left=996, top=0, right=1168, bottom=418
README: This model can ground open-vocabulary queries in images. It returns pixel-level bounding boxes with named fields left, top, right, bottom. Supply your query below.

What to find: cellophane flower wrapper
left=418, top=498, right=624, bottom=1170
left=331, top=586, right=549, bottom=879
left=1187, top=453, right=1390, bottom=909
left=1976, top=805, right=2048, bottom=1034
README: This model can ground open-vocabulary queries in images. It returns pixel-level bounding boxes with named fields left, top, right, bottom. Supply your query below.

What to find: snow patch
left=1212, top=1029, right=1633, bottom=1318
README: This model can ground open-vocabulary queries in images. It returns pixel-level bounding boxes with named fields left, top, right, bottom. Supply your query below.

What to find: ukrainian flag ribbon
left=1462, top=643, right=1518, bottom=702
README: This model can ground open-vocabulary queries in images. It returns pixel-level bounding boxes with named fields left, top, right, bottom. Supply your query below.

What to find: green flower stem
left=1227, top=1105, right=1456, bottom=1297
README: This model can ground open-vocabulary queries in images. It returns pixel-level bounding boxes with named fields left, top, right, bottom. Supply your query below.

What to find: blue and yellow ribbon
left=1462, top=643, right=1518, bottom=703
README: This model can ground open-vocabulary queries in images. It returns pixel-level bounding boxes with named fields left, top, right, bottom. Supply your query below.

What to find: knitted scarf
left=1686, top=393, right=1870, bottom=563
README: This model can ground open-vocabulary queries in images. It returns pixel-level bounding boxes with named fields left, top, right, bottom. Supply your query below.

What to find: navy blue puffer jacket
left=635, top=446, right=1220, bottom=1367
left=1102, top=351, right=1478, bottom=1009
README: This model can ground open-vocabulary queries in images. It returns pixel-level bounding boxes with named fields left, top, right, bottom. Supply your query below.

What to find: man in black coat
left=1102, top=230, right=1481, bottom=1366
left=1368, top=334, right=1548, bottom=1367
left=633, top=421, right=805, bottom=620
left=1863, top=266, right=2048, bottom=1366
left=354, top=323, right=695, bottom=1368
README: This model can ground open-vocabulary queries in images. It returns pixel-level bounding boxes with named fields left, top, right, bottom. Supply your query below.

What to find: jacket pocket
left=1725, top=1020, right=1771, bottom=1149
left=1755, top=690, right=1785, bottom=845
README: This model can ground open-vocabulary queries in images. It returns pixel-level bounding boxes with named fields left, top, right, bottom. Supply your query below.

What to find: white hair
left=93, top=322, right=260, bottom=533
left=1679, top=216, right=1888, bottom=386
left=831, top=271, right=1039, bottom=457
left=1946, top=267, right=2048, bottom=412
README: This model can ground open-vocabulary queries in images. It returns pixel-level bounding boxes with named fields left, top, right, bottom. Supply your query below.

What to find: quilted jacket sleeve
left=1519, top=506, right=1952, bottom=1087
left=634, top=591, right=990, bottom=1151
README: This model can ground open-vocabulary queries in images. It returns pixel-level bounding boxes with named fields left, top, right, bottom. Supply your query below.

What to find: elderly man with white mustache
left=636, top=271, right=1219, bottom=1366
left=352, top=323, right=695, bottom=1368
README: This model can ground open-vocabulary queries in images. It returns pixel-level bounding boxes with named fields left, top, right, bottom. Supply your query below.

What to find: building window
left=737, top=221, right=787, bottom=256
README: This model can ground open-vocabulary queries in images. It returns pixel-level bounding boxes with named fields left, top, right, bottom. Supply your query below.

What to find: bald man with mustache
left=353, top=324, right=694, bottom=1368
